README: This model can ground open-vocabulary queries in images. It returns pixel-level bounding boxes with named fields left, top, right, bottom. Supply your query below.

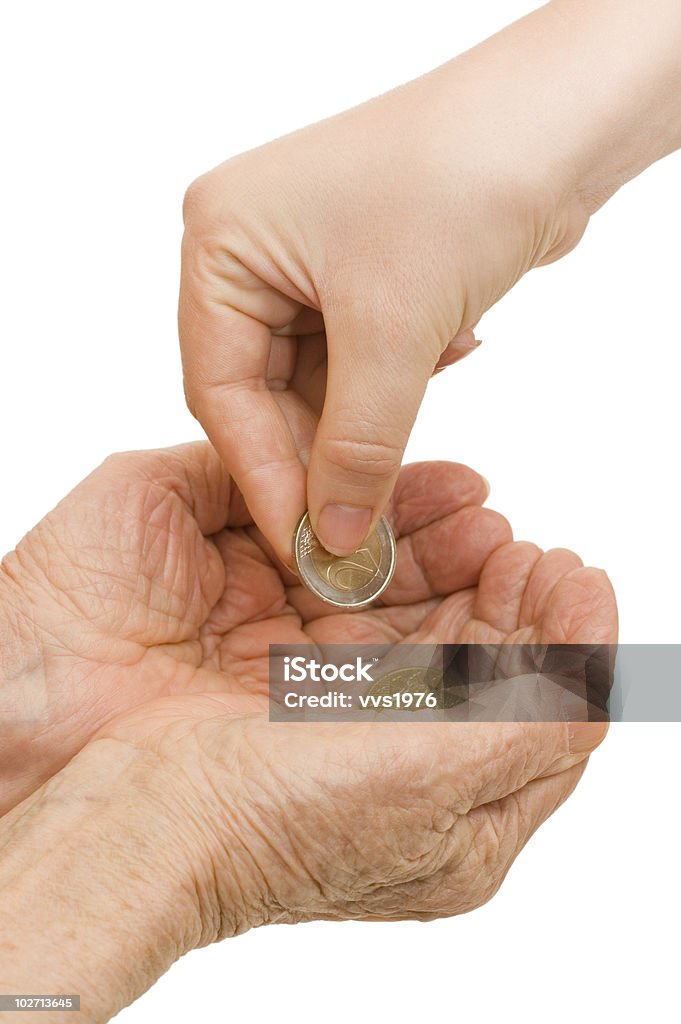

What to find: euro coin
left=293, top=512, right=396, bottom=609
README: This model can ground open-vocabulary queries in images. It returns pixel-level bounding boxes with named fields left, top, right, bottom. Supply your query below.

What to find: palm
left=193, top=481, right=615, bottom=694
left=4, top=442, right=616, bottom=811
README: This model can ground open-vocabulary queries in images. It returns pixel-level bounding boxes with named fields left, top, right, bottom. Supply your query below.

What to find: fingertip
left=567, top=720, right=609, bottom=755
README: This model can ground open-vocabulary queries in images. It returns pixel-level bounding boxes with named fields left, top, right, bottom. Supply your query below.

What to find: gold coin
left=293, top=512, right=396, bottom=609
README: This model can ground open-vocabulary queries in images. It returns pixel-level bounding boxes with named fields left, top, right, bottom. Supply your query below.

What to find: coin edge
left=292, top=512, right=396, bottom=610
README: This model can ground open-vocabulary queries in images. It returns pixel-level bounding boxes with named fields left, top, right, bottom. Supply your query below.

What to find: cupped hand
left=87, top=445, right=617, bottom=935
left=0, top=442, right=616, bottom=817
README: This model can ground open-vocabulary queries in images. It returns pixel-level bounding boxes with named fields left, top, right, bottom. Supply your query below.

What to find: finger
left=358, top=761, right=588, bottom=922
left=179, top=298, right=307, bottom=563
left=541, top=566, right=618, bottom=643
left=307, top=301, right=441, bottom=555
left=272, top=307, right=324, bottom=337
left=469, top=759, right=587, bottom=866
left=387, top=460, right=490, bottom=538
left=388, top=506, right=512, bottom=606
left=259, top=718, right=607, bottom=843
left=290, top=331, right=327, bottom=416
left=472, top=540, right=544, bottom=633
left=422, top=719, right=608, bottom=816
left=266, top=334, right=297, bottom=387
left=403, top=761, right=585, bottom=921
left=203, top=529, right=301, bottom=639
left=518, top=547, right=583, bottom=627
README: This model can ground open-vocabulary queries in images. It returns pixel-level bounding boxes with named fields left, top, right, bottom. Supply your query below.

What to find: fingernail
left=568, top=721, right=609, bottom=754
left=434, top=335, right=482, bottom=373
left=317, top=503, right=372, bottom=555
left=481, top=475, right=491, bottom=499
left=456, top=335, right=482, bottom=352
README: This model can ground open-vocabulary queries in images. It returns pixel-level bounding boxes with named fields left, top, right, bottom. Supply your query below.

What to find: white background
left=1, top=1, right=679, bottom=1021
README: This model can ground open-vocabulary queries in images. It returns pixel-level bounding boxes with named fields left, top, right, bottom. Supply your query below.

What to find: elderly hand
left=0, top=442, right=615, bottom=815
left=0, top=442, right=616, bottom=1019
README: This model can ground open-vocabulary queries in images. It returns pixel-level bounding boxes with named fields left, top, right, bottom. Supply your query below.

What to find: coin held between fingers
left=293, top=512, right=396, bottom=609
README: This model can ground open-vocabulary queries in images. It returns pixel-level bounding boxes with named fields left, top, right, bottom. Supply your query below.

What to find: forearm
left=0, top=739, right=213, bottom=1024
left=425, top=0, right=681, bottom=214
left=541, top=0, right=681, bottom=207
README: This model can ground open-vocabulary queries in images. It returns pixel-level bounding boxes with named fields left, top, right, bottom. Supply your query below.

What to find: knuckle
left=184, top=376, right=264, bottom=421
left=320, top=433, right=402, bottom=483
left=182, top=172, right=217, bottom=227
left=100, top=449, right=146, bottom=476
left=101, top=450, right=131, bottom=469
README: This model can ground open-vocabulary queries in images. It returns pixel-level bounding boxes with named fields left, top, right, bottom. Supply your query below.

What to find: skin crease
left=0, top=442, right=616, bottom=1020
left=178, top=0, right=681, bottom=564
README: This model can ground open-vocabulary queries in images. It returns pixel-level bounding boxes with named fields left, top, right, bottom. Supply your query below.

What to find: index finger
left=179, top=281, right=307, bottom=564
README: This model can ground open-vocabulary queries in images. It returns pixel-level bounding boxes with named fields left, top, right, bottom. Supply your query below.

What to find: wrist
left=0, top=737, right=230, bottom=1021
left=547, top=0, right=681, bottom=211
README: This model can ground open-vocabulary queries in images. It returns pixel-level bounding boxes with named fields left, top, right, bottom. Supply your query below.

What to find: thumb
left=307, top=302, right=440, bottom=555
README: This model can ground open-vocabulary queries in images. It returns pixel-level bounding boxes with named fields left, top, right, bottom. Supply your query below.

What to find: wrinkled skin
left=0, top=443, right=616, bottom=931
